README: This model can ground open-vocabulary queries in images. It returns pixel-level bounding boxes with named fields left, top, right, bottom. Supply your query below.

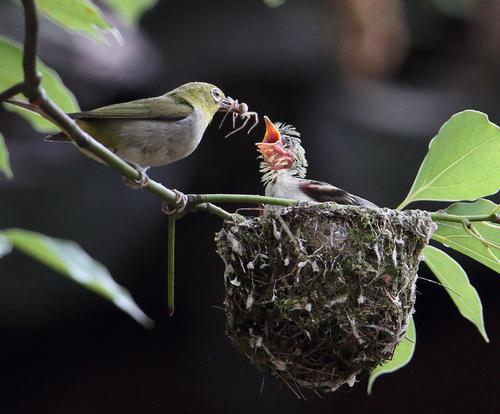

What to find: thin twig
left=168, top=215, right=176, bottom=316
left=0, top=82, right=25, bottom=102
left=194, top=193, right=296, bottom=207
left=21, top=0, right=41, bottom=101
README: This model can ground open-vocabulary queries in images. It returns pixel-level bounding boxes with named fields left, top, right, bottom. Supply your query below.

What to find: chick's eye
left=211, top=88, right=222, bottom=102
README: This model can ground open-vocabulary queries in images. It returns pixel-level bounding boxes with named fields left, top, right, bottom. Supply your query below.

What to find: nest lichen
left=215, top=203, right=435, bottom=393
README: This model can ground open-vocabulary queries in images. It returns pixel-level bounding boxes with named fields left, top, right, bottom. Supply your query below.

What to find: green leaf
left=398, top=110, right=500, bottom=209
left=367, top=317, right=416, bottom=395
left=432, top=199, right=500, bottom=273
left=4, top=229, right=152, bottom=327
left=37, top=0, right=120, bottom=43
left=102, top=0, right=158, bottom=25
left=422, top=245, right=488, bottom=342
left=0, top=36, right=79, bottom=132
left=0, top=233, right=13, bottom=258
left=0, top=131, right=13, bottom=179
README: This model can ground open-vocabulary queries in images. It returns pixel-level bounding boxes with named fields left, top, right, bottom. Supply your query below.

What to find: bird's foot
left=162, top=190, right=190, bottom=215
left=123, top=166, right=150, bottom=190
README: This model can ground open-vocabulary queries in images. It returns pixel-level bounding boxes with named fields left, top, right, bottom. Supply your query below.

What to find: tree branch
left=21, top=0, right=41, bottom=101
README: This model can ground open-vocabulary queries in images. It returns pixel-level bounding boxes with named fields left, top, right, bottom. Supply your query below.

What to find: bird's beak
left=218, top=97, right=234, bottom=112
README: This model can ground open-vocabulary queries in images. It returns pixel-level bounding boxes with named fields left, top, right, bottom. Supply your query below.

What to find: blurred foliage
left=103, top=0, right=159, bottom=25
left=0, top=132, right=13, bottom=179
left=432, top=199, right=500, bottom=273
left=367, top=317, right=415, bottom=394
left=399, top=111, right=500, bottom=209
left=431, top=0, right=480, bottom=18
left=1, top=229, right=152, bottom=327
left=423, top=245, right=488, bottom=341
left=0, top=36, right=79, bottom=132
left=262, top=0, right=287, bottom=7
left=37, top=0, right=118, bottom=43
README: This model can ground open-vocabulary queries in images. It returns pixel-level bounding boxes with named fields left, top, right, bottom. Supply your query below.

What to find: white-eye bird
left=8, top=82, right=238, bottom=185
left=257, top=116, right=377, bottom=208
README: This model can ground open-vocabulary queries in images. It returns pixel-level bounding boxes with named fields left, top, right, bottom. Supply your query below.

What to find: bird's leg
left=123, top=163, right=150, bottom=189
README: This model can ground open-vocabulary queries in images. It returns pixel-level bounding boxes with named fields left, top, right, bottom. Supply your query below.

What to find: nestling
left=257, top=116, right=377, bottom=208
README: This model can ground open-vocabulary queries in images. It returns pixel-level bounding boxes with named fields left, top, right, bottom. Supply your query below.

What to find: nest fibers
left=215, top=203, right=435, bottom=394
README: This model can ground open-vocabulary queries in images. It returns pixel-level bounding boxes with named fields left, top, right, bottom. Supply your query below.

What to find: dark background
left=0, top=0, right=499, bottom=413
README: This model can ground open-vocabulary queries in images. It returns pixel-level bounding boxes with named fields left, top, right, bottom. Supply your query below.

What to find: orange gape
left=257, top=116, right=294, bottom=170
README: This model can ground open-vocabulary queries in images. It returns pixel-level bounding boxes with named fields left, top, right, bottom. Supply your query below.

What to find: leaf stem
left=396, top=198, right=410, bottom=211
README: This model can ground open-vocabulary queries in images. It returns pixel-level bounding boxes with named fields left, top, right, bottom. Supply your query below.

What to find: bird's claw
left=123, top=167, right=149, bottom=190
left=162, top=190, right=190, bottom=215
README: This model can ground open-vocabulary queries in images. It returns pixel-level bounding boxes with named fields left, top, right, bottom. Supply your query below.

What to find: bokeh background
left=0, top=0, right=499, bottom=413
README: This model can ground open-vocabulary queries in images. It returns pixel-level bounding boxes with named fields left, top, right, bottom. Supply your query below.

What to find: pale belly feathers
left=265, top=171, right=314, bottom=202
left=95, top=108, right=208, bottom=167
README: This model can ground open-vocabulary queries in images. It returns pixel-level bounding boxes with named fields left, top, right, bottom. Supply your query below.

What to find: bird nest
left=215, top=203, right=435, bottom=393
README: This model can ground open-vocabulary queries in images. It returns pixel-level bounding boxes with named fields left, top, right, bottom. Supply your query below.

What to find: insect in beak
left=218, top=96, right=259, bottom=137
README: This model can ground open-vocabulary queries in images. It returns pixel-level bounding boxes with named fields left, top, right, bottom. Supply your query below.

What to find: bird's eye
left=211, top=88, right=223, bottom=102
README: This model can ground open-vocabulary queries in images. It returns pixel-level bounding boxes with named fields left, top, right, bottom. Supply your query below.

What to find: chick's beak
left=256, top=116, right=294, bottom=170
left=257, top=116, right=283, bottom=157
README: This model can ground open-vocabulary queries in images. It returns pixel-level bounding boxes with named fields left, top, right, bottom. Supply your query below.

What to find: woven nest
left=215, top=203, right=435, bottom=393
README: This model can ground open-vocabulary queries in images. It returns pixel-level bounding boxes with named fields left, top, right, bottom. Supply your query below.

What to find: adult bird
left=257, top=116, right=377, bottom=208
left=8, top=82, right=237, bottom=186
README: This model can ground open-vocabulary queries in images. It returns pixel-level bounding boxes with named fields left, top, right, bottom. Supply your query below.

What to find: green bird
left=8, top=82, right=237, bottom=186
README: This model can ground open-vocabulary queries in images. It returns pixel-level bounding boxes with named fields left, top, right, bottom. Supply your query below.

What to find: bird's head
left=169, top=82, right=228, bottom=123
left=257, top=116, right=307, bottom=182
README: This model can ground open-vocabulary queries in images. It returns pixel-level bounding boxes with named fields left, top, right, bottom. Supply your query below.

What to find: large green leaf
left=0, top=36, right=79, bottom=132
left=398, top=110, right=500, bottom=209
left=432, top=199, right=500, bottom=273
left=422, top=245, right=488, bottom=342
left=0, top=131, right=13, bottom=179
left=367, top=317, right=416, bottom=395
left=37, top=0, right=120, bottom=43
left=102, top=0, right=158, bottom=25
left=3, top=229, right=152, bottom=327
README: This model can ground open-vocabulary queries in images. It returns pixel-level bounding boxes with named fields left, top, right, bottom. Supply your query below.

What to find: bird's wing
left=298, top=179, right=377, bottom=208
left=69, top=95, right=194, bottom=120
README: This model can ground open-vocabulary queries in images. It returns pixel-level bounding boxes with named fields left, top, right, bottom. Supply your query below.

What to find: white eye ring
left=211, top=88, right=223, bottom=102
